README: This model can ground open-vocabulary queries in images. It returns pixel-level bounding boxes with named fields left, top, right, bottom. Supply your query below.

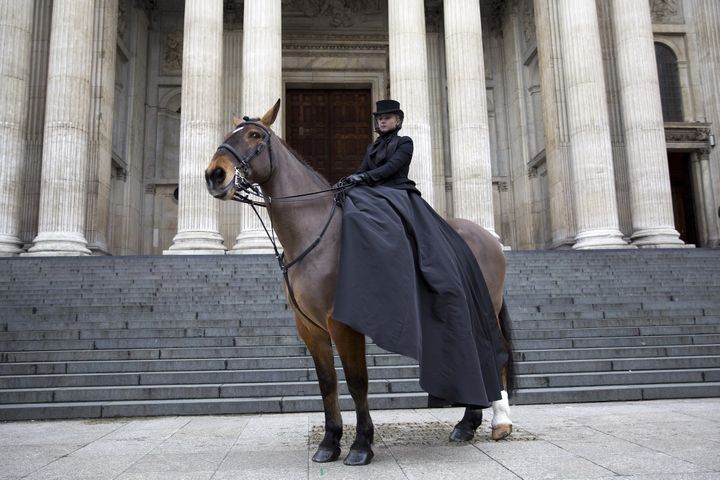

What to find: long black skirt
left=333, top=185, right=508, bottom=408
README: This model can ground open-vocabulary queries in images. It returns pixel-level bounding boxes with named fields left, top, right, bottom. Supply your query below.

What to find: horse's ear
left=260, top=99, right=281, bottom=127
left=231, top=115, right=242, bottom=128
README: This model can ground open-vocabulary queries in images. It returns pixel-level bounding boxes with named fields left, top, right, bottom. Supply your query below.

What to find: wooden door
left=285, top=89, right=372, bottom=184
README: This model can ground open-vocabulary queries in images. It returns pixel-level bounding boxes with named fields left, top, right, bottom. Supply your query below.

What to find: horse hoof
left=491, top=424, right=512, bottom=441
left=343, top=448, right=374, bottom=466
left=312, top=445, right=341, bottom=463
left=448, top=427, right=475, bottom=442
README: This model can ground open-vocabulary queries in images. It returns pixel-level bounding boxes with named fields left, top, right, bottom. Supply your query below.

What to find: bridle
left=213, top=119, right=355, bottom=327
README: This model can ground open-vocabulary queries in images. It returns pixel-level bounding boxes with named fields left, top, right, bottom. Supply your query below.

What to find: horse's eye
left=250, top=131, right=262, bottom=139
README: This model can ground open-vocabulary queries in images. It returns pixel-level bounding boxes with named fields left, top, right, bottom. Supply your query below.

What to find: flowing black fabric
left=333, top=185, right=509, bottom=408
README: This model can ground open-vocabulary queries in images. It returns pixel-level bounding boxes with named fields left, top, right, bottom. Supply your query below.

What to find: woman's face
left=376, top=113, right=401, bottom=133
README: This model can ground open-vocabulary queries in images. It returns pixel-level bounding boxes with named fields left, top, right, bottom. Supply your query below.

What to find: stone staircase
left=505, top=249, right=720, bottom=404
left=1, top=250, right=719, bottom=420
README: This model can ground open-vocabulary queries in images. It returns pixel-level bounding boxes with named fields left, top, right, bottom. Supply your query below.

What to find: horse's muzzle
left=205, top=168, right=236, bottom=200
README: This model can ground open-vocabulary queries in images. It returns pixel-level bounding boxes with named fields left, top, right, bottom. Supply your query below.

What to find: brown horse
left=205, top=100, right=513, bottom=466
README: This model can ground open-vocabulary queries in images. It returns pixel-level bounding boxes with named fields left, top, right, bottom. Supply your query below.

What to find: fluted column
left=697, top=149, right=718, bottom=246
left=166, top=0, right=226, bottom=254
left=0, top=1, right=35, bottom=255
left=557, top=0, right=627, bottom=249
left=610, top=0, right=684, bottom=248
left=443, top=0, right=495, bottom=234
left=695, top=0, right=720, bottom=247
left=26, top=0, right=95, bottom=256
left=533, top=0, right=575, bottom=248
left=232, top=0, right=281, bottom=253
left=388, top=0, right=434, bottom=202
left=220, top=30, right=243, bottom=251
left=86, top=0, right=118, bottom=255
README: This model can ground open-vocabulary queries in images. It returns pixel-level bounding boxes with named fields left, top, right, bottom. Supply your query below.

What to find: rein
left=216, top=120, right=354, bottom=328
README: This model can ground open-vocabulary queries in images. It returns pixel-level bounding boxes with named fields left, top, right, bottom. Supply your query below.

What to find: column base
left=24, top=232, right=92, bottom=256
left=88, top=239, right=111, bottom=256
left=631, top=227, right=690, bottom=248
left=550, top=237, right=576, bottom=250
left=572, top=229, right=633, bottom=250
left=230, top=229, right=280, bottom=255
left=0, top=234, right=24, bottom=256
left=164, top=230, right=227, bottom=255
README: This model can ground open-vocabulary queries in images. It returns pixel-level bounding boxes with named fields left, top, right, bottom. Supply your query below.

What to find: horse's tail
left=499, top=298, right=515, bottom=396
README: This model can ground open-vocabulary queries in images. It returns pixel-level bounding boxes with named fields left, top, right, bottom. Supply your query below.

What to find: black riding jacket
left=355, top=130, right=416, bottom=190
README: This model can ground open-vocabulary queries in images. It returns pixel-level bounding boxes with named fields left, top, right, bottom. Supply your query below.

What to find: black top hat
left=373, top=99, right=404, bottom=118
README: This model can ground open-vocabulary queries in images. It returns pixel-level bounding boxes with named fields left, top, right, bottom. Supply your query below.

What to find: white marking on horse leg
left=491, top=390, right=512, bottom=428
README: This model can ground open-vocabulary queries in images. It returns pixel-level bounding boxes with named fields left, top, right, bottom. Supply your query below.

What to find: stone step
left=514, top=355, right=720, bottom=374
left=0, top=391, right=429, bottom=421
left=0, top=364, right=421, bottom=389
left=0, top=353, right=413, bottom=375
left=0, top=378, right=423, bottom=404
left=0, top=325, right=300, bottom=341
left=515, top=343, right=720, bottom=361
left=512, top=382, right=720, bottom=404
left=513, top=334, right=720, bottom=350
left=515, top=368, right=720, bottom=388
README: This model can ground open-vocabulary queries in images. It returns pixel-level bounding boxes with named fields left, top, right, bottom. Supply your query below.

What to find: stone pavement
left=1, top=398, right=718, bottom=480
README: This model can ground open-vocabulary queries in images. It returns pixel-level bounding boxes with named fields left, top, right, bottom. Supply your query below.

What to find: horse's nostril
left=211, top=167, right=225, bottom=183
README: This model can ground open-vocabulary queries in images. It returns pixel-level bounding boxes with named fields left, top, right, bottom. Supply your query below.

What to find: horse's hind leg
left=449, top=408, right=483, bottom=442
left=296, top=317, right=343, bottom=463
left=491, top=389, right=512, bottom=440
left=328, top=317, right=374, bottom=466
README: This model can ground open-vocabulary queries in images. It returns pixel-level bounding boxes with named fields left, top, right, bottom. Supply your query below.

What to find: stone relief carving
left=163, top=30, right=183, bottom=73
left=118, top=0, right=129, bottom=39
left=283, top=0, right=380, bottom=28
left=650, top=0, right=684, bottom=24
left=521, top=0, right=536, bottom=47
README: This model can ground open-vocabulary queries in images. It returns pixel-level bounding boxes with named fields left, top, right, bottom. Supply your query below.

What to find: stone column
left=533, top=0, right=575, bottom=248
left=0, top=1, right=35, bottom=255
left=165, top=0, right=226, bottom=254
left=609, top=0, right=684, bottom=248
left=427, top=29, right=448, bottom=217
left=220, top=29, right=243, bottom=250
left=443, top=0, right=495, bottom=234
left=231, top=0, right=282, bottom=253
left=26, top=0, right=95, bottom=256
left=388, top=0, right=434, bottom=202
left=694, top=0, right=720, bottom=247
left=86, top=0, right=118, bottom=255
left=698, top=149, right=719, bottom=247
left=557, top=0, right=627, bottom=249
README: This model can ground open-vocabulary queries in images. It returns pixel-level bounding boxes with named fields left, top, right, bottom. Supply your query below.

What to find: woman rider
left=333, top=99, right=509, bottom=411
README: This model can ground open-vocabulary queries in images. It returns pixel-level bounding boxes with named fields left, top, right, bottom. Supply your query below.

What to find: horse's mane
left=277, top=136, right=331, bottom=188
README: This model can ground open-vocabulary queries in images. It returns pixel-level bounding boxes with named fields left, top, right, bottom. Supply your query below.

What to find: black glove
left=346, top=173, right=368, bottom=185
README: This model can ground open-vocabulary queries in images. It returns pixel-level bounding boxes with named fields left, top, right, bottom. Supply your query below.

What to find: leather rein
left=215, top=119, right=353, bottom=327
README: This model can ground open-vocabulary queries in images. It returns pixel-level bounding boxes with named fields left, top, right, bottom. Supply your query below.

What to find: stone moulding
left=664, top=122, right=712, bottom=151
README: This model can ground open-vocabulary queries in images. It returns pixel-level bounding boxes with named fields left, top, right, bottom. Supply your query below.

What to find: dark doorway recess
left=668, top=152, right=698, bottom=245
left=285, top=88, right=372, bottom=184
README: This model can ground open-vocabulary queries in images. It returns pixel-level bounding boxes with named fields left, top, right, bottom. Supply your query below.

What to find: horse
left=205, top=100, right=513, bottom=466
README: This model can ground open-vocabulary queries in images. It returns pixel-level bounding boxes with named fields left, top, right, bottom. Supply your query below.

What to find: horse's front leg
left=328, top=317, right=374, bottom=466
left=296, top=317, right=343, bottom=462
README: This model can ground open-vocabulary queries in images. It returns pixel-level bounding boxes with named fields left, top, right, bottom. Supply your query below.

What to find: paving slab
left=0, top=399, right=718, bottom=480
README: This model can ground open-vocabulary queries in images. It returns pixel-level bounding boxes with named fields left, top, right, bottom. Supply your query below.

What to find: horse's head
left=205, top=99, right=281, bottom=200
